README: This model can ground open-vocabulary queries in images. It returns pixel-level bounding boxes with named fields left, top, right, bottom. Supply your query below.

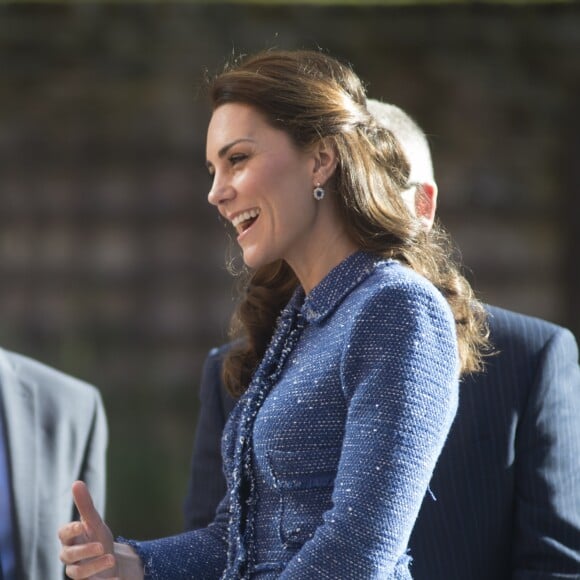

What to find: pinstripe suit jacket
left=184, top=305, right=580, bottom=579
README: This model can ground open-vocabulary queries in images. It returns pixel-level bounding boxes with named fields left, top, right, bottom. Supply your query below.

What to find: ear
left=415, top=181, right=438, bottom=231
left=311, top=139, right=339, bottom=186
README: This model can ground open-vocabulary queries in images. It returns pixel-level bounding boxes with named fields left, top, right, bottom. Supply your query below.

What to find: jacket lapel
left=0, top=349, right=38, bottom=579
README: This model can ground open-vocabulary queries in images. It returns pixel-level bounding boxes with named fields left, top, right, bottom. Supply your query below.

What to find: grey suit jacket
left=0, top=348, right=108, bottom=580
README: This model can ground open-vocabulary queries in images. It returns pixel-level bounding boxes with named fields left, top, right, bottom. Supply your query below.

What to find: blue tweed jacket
left=184, top=306, right=580, bottom=579
left=127, top=251, right=459, bottom=579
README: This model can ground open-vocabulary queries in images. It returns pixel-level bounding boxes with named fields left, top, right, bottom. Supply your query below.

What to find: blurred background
left=0, top=2, right=578, bottom=538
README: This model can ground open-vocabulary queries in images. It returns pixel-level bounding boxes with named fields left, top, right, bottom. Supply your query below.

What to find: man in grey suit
left=0, top=348, right=107, bottom=580
left=184, top=101, right=580, bottom=578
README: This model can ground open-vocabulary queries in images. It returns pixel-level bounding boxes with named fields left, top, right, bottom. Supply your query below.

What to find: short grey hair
left=367, top=99, right=435, bottom=185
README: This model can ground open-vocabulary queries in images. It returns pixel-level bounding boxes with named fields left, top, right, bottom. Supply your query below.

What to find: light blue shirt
left=0, top=397, right=16, bottom=580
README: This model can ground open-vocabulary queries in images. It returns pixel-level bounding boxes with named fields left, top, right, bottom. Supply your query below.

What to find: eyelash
left=229, top=153, right=247, bottom=166
left=207, top=153, right=248, bottom=179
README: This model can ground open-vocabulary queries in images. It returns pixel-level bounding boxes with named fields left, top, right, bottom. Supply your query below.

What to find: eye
left=229, top=153, right=248, bottom=166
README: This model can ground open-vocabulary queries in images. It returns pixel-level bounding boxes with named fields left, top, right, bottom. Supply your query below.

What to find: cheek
left=234, top=171, right=258, bottom=193
left=273, top=191, right=316, bottom=240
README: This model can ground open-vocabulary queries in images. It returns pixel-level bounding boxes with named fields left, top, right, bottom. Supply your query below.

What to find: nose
left=207, top=173, right=235, bottom=207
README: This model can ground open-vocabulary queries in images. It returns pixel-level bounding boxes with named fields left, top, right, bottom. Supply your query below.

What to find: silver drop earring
left=313, top=184, right=325, bottom=201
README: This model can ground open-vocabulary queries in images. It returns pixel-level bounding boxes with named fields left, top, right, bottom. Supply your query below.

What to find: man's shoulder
left=486, top=304, right=562, bottom=332
left=484, top=304, right=576, bottom=353
left=207, top=343, right=234, bottom=362
left=0, top=347, right=100, bottom=404
left=203, top=343, right=234, bottom=380
left=465, top=305, right=578, bottom=395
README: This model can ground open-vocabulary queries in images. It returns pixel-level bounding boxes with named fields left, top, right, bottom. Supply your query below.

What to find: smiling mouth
left=232, top=208, right=260, bottom=235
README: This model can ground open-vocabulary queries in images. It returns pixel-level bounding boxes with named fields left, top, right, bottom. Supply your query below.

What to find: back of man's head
left=366, top=99, right=435, bottom=186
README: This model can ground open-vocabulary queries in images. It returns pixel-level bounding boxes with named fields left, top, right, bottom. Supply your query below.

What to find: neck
left=287, top=232, right=359, bottom=295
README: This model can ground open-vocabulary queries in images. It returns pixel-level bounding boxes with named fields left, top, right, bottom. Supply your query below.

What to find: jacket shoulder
left=0, top=348, right=100, bottom=403
left=361, top=260, right=452, bottom=312
left=485, top=305, right=576, bottom=354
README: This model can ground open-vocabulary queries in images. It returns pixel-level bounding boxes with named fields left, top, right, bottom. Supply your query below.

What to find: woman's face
left=206, top=102, right=326, bottom=271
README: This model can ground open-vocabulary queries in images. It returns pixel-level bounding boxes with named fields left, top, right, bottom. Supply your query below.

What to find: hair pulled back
left=208, top=49, right=488, bottom=397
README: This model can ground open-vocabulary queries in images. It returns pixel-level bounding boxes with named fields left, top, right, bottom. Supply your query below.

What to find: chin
left=241, top=247, right=278, bottom=270
left=240, top=249, right=264, bottom=270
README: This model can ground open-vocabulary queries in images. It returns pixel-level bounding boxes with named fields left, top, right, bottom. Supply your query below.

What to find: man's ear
left=415, top=181, right=438, bottom=231
left=311, top=139, right=339, bottom=185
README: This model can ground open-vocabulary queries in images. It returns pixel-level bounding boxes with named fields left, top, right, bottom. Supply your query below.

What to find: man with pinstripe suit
left=183, top=100, right=580, bottom=579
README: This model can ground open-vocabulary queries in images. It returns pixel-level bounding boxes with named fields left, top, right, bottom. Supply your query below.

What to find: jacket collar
left=290, top=251, right=385, bottom=324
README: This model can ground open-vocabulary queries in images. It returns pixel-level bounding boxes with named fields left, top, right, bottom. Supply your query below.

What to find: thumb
left=72, top=480, right=102, bottom=530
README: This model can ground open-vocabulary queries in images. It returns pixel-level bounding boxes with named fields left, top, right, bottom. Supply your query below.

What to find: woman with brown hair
left=59, top=49, right=488, bottom=579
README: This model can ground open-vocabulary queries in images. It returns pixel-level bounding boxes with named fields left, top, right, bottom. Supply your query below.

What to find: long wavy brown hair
left=208, top=49, right=489, bottom=398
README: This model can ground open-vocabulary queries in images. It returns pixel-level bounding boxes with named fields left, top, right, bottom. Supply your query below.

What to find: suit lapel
left=0, top=349, right=38, bottom=579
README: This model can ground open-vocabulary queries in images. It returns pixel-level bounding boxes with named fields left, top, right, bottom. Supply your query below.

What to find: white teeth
left=231, top=208, right=260, bottom=228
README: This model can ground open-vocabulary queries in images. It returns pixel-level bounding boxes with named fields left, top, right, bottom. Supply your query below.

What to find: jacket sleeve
left=183, top=348, right=230, bottom=530
left=513, top=327, right=580, bottom=578
left=121, top=493, right=230, bottom=579
left=280, top=280, right=460, bottom=579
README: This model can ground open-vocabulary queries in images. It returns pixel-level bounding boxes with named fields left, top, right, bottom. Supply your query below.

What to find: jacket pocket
left=267, top=447, right=339, bottom=548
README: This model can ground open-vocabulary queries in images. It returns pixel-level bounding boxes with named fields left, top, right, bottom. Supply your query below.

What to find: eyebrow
left=206, top=138, right=255, bottom=169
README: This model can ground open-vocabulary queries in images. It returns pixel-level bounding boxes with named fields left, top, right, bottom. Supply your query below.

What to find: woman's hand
left=59, top=480, right=118, bottom=579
